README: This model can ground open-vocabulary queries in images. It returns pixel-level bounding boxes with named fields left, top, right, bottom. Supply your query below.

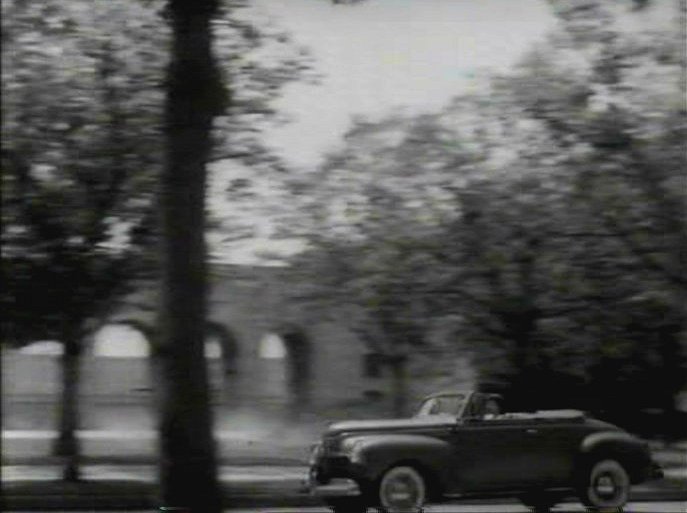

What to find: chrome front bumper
left=310, top=477, right=361, bottom=498
left=650, top=461, right=664, bottom=480
left=308, top=443, right=362, bottom=498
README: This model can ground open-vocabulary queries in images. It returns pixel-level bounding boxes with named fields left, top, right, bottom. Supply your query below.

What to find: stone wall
left=2, top=264, right=475, bottom=431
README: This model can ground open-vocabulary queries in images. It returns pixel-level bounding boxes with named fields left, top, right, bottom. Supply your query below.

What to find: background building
left=3, top=264, right=475, bottom=436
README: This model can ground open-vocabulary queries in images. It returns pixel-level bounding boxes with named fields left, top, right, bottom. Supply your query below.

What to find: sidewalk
left=2, top=429, right=311, bottom=466
left=1, top=429, right=316, bottom=509
left=2, top=464, right=317, bottom=510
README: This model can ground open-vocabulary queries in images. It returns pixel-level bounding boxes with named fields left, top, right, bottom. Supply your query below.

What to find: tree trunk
left=389, top=355, right=408, bottom=418
left=158, top=1, right=224, bottom=511
left=54, top=335, right=82, bottom=482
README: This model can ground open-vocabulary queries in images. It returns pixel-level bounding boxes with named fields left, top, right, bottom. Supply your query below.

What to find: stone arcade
left=2, top=264, right=474, bottom=433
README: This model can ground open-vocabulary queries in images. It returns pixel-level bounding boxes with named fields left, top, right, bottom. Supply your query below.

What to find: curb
left=2, top=455, right=308, bottom=467
left=2, top=494, right=324, bottom=511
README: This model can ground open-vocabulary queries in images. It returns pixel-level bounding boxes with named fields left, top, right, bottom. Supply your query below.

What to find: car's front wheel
left=377, top=465, right=426, bottom=513
left=578, top=459, right=630, bottom=512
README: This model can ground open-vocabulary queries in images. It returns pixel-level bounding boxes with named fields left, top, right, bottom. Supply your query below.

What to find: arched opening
left=259, top=333, right=287, bottom=359
left=281, top=328, right=312, bottom=408
left=18, top=340, right=63, bottom=355
left=92, top=325, right=150, bottom=358
left=257, top=332, right=288, bottom=402
left=256, top=329, right=312, bottom=410
left=87, top=321, right=156, bottom=431
left=205, top=321, right=239, bottom=375
left=4, top=340, right=64, bottom=430
left=203, top=322, right=241, bottom=404
left=204, top=338, right=222, bottom=359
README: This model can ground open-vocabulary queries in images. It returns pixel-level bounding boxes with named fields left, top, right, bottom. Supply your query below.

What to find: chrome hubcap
left=388, top=481, right=412, bottom=502
left=594, top=474, right=616, bottom=498
left=381, top=469, right=424, bottom=512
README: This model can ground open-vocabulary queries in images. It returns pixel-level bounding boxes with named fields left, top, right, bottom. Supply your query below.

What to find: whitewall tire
left=579, top=459, right=630, bottom=512
left=378, top=465, right=426, bottom=513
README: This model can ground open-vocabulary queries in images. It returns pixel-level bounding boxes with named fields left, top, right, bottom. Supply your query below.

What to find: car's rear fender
left=578, top=431, right=652, bottom=483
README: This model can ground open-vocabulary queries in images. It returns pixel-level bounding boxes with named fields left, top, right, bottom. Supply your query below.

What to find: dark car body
left=309, top=391, right=662, bottom=512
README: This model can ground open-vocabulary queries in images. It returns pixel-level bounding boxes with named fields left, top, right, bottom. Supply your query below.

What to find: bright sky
left=211, top=0, right=557, bottom=264
left=252, top=0, right=556, bottom=170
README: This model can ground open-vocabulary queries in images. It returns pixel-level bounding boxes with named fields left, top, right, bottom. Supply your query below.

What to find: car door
left=517, top=417, right=588, bottom=487
left=446, top=417, right=539, bottom=493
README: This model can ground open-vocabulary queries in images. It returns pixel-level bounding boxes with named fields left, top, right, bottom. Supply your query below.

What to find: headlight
left=340, top=438, right=366, bottom=463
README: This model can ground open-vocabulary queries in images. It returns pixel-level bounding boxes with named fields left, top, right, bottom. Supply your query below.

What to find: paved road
left=17, top=504, right=687, bottom=513
left=242, top=505, right=683, bottom=513
left=232, top=504, right=686, bottom=513
left=5, top=464, right=686, bottom=511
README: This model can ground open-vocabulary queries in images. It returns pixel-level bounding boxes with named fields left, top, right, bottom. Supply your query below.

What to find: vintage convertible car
left=308, top=390, right=663, bottom=512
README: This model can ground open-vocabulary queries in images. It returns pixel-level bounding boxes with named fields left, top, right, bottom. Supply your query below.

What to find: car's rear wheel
left=578, top=459, right=630, bottom=512
left=377, top=465, right=426, bottom=513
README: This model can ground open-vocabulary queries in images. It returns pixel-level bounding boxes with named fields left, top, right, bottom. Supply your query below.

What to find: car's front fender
left=341, top=433, right=452, bottom=490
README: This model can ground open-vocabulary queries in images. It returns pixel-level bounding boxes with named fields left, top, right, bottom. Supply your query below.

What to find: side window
left=417, top=395, right=466, bottom=416
left=483, top=398, right=501, bottom=419
left=416, top=398, right=438, bottom=416
left=443, top=395, right=466, bottom=416
left=465, top=395, right=482, bottom=418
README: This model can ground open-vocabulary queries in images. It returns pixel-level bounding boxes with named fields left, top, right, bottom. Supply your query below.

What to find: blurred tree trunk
left=158, top=1, right=224, bottom=511
left=54, top=330, right=82, bottom=482
left=389, top=354, right=408, bottom=418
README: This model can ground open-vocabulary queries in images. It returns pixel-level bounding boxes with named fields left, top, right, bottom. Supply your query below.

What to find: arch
left=108, top=319, right=157, bottom=354
left=104, top=319, right=239, bottom=372
left=278, top=325, right=312, bottom=408
left=204, top=339, right=222, bottom=359
left=18, top=340, right=63, bottom=356
left=92, top=324, right=150, bottom=358
left=205, top=321, right=239, bottom=375
left=259, top=333, right=287, bottom=359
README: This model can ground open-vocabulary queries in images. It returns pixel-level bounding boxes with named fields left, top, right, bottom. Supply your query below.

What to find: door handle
left=526, top=428, right=538, bottom=435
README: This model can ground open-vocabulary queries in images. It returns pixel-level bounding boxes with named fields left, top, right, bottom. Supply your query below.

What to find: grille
left=323, top=436, right=339, bottom=452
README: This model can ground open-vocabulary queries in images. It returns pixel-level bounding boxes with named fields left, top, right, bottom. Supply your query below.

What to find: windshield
left=415, top=393, right=467, bottom=417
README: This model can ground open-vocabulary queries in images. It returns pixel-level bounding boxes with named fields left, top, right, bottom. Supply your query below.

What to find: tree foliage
left=1, top=0, right=314, bottom=483
left=288, top=0, right=686, bottom=432
left=2, top=0, right=314, bottom=345
left=1, top=0, right=170, bottom=481
left=2, top=0, right=165, bottom=344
